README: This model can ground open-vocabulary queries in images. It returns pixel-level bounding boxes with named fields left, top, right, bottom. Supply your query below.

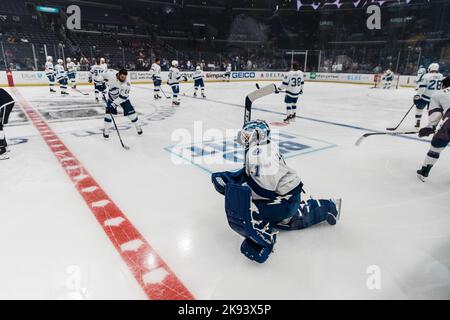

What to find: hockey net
left=372, top=73, right=400, bottom=89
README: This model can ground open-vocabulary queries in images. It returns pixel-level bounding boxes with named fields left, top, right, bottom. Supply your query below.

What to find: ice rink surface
left=1, top=81, right=449, bottom=299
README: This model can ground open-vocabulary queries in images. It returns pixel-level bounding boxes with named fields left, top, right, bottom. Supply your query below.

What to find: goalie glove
left=418, top=126, right=435, bottom=137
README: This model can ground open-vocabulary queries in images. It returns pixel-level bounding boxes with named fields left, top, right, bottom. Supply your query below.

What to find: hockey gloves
left=418, top=126, right=435, bottom=137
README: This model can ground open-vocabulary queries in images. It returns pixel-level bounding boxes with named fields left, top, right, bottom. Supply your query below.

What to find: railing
left=1, top=40, right=449, bottom=75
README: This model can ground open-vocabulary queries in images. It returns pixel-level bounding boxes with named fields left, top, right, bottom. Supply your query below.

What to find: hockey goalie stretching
left=211, top=120, right=342, bottom=263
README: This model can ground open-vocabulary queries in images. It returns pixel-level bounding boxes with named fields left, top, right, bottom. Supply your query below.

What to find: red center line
left=12, top=88, right=194, bottom=300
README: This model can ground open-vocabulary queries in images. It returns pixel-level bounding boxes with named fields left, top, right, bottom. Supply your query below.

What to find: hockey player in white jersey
left=102, top=69, right=142, bottom=139
left=278, top=62, right=304, bottom=123
left=381, top=69, right=394, bottom=89
left=414, top=63, right=444, bottom=128
left=66, top=58, right=77, bottom=89
left=193, top=66, right=206, bottom=98
left=415, top=66, right=426, bottom=90
left=167, top=60, right=187, bottom=106
left=224, top=63, right=231, bottom=82
left=45, top=56, right=56, bottom=93
left=54, top=59, right=69, bottom=95
left=89, top=58, right=107, bottom=103
left=212, top=120, right=342, bottom=263
left=149, top=58, right=162, bottom=100
left=416, top=76, right=450, bottom=181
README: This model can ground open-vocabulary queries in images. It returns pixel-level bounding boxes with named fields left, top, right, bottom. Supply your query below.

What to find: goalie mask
left=236, top=120, right=270, bottom=147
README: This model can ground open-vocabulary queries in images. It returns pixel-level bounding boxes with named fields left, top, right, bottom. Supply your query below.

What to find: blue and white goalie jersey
left=417, top=73, right=444, bottom=103
left=279, top=70, right=304, bottom=99
left=103, top=70, right=131, bottom=105
left=245, top=142, right=302, bottom=200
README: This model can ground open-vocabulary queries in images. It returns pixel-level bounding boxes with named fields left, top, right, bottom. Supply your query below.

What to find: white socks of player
left=415, top=108, right=424, bottom=128
left=128, top=113, right=143, bottom=135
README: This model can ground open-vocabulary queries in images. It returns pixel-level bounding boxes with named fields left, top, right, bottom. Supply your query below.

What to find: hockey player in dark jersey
left=0, top=88, right=15, bottom=160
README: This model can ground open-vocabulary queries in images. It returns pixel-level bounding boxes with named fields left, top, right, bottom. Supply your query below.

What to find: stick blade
left=355, top=134, right=368, bottom=146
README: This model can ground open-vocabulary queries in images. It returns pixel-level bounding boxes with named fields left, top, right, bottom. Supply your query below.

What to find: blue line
left=163, top=146, right=215, bottom=174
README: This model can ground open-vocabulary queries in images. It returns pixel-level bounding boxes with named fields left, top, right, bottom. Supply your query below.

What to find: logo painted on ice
left=165, top=131, right=336, bottom=174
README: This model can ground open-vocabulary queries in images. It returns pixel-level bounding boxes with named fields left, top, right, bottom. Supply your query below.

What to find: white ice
left=1, top=81, right=449, bottom=299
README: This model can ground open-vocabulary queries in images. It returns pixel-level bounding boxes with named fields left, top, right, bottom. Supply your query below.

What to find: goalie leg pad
left=252, top=191, right=301, bottom=224
left=211, top=168, right=246, bottom=195
left=275, top=198, right=338, bottom=230
left=240, top=237, right=275, bottom=264
left=224, top=183, right=277, bottom=248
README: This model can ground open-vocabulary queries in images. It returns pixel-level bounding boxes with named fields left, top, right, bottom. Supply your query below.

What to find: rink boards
left=0, top=70, right=418, bottom=88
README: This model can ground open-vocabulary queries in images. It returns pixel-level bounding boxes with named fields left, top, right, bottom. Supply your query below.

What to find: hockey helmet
left=46, top=56, right=53, bottom=62
left=172, top=60, right=179, bottom=67
left=236, top=120, right=271, bottom=147
left=428, top=63, right=439, bottom=72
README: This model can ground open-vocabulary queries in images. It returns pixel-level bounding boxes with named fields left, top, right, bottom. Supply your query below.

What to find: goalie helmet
left=428, top=63, right=439, bottom=72
left=236, top=120, right=271, bottom=147
left=172, top=60, right=178, bottom=67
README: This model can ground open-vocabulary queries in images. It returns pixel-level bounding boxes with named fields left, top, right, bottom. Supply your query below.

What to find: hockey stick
left=245, top=83, right=278, bottom=124
left=110, top=114, right=130, bottom=150
left=160, top=88, right=172, bottom=99
left=182, top=85, right=195, bottom=96
left=243, top=84, right=278, bottom=165
left=72, top=88, right=89, bottom=96
left=256, top=83, right=285, bottom=93
left=386, top=103, right=415, bottom=131
left=355, top=130, right=418, bottom=146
